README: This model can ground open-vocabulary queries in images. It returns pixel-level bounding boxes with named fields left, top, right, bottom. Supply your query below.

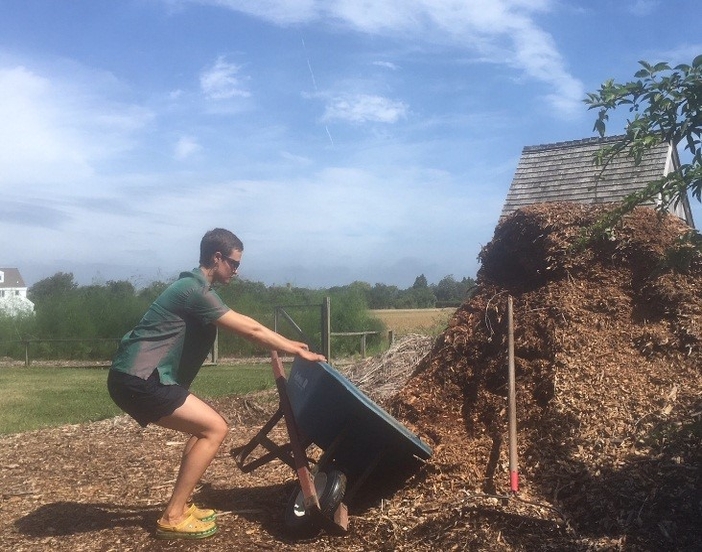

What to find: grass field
left=0, top=363, right=275, bottom=435
left=371, top=307, right=455, bottom=337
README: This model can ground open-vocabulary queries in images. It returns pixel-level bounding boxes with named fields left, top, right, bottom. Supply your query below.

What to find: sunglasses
left=221, top=255, right=240, bottom=271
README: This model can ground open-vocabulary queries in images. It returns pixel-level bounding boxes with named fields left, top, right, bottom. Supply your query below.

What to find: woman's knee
left=211, top=415, right=228, bottom=443
left=198, top=408, right=228, bottom=443
left=158, top=396, right=229, bottom=441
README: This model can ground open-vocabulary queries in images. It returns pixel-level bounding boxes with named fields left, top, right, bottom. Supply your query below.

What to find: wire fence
left=0, top=330, right=391, bottom=367
left=0, top=338, right=121, bottom=367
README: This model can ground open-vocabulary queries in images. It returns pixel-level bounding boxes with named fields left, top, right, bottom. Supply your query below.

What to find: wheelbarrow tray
left=287, top=358, right=431, bottom=479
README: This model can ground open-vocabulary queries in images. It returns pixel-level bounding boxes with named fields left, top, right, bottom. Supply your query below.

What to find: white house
left=0, top=268, right=35, bottom=316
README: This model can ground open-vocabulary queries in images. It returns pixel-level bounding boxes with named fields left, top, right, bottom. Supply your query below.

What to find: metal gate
left=274, top=296, right=331, bottom=359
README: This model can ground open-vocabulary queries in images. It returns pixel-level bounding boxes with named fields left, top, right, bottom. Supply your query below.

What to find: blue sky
left=1, top=0, right=701, bottom=289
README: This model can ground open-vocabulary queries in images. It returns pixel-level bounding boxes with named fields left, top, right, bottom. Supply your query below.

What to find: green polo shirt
left=111, top=268, right=230, bottom=388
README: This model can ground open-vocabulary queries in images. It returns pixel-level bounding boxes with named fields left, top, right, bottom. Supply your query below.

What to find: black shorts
left=107, top=368, right=190, bottom=427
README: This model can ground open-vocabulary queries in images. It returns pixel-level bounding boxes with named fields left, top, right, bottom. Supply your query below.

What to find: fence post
left=24, top=340, right=30, bottom=367
left=322, top=297, right=331, bottom=360
left=210, top=329, right=219, bottom=364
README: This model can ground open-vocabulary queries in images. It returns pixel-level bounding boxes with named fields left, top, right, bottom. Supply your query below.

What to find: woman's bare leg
left=155, top=394, right=228, bottom=525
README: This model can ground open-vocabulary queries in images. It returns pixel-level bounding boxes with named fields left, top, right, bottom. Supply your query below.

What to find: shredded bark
left=1, top=202, right=701, bottom=551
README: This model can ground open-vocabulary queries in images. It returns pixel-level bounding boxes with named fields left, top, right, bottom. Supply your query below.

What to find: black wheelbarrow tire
left=284, top=469, right=347, bottom=537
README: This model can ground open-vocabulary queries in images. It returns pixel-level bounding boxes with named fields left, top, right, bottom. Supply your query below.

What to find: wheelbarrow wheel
left=284, top=469, right=347, bottom=537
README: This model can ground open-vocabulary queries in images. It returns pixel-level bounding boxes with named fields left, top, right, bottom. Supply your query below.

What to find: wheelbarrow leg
left=231, top=408, right=291, bottom=471
left=342, top=446, right=390, bottom=505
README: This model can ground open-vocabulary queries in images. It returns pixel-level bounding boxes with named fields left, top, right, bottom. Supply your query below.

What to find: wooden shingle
left=501, top=135, right=695, bottom=227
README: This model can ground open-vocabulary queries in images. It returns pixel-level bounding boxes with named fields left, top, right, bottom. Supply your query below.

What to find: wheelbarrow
left=231, top=351, right=432, bottom=536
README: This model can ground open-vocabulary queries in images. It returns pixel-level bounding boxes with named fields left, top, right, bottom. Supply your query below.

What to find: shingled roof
left=0, top=268, right=27, bottom=289
left=501, top=135, right=695, bottom=227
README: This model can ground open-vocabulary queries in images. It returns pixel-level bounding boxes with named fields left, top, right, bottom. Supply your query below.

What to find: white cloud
left=174, top=135, right=202, bottom=160
left=510, top=25, right=585, bottom=116
left=373, top=61, right=399, bottom=70
left=186, top=0, right=583, bottom=119
left=0, top=62, right=152, bottom=188
left=323, top=93, right=407, bottom=124
left=280, top=151, right=313, bottom=166
left=0, top=66, right=84, bottom=172
left=184, top=0, right=318, bottom=25
left=199, top=56, right=251, bottom=100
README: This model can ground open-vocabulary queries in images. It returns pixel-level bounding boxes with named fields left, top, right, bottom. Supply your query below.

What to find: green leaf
left=652, top=62, right=671, bottom=73
left=587, top=53, right=702, bottom=228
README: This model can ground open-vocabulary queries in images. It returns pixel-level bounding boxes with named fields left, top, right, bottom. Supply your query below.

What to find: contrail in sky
left=302, top=37, right=334, bottom=147
left=306, top=59, right=318, bottom=90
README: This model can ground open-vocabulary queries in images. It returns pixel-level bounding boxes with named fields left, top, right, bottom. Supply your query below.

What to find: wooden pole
left=322, top=297, right=331, bottom=360
left=507, top=295, right=519, bottom=494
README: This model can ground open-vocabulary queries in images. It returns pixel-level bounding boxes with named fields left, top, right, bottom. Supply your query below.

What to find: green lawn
left=0, top=363, right=276, bottom=435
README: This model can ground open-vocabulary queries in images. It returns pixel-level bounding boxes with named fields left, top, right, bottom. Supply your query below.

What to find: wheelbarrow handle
left=270, top=351, right=321, bottom=512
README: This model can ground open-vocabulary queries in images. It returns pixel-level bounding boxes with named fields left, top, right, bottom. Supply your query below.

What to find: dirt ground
left=2, top=203, right=701, bottom=551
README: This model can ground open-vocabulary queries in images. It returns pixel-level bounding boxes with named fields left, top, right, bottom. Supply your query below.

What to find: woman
left=107, top=228, right=326, bottom=539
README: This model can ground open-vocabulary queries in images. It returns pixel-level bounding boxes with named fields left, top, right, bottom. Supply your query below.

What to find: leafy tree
left=434, top=275, right=460, bottom=303
left=367, top=283, right=400, bottom=309
left=433, top=275, right=476, bottom=306
left=81, top=281, right=149, bottom=338
left=0, top=309, right=36, bottom=358
left=584, top=56, right=702, bottom=233
left=412, top=274, right=428, bottom=289
left=28, top=272, right=77, bottom=302
left=397, top=286, right=436, bottom=308
left=328, top=285, right=384, bottom=355
left=106, top=280, right=136, bottom=296
left=138, top=280, right=170, bottom=302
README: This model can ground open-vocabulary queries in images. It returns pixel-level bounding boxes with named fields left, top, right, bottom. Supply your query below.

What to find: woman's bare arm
left=215, top=309, right=326, bottom=362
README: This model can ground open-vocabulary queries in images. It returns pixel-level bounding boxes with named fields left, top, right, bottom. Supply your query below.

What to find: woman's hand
left=291, top=341, right=327, bottom=362
left=292, top=340, right=310, bottom=351
left=297, top=348, right=327, bottom=363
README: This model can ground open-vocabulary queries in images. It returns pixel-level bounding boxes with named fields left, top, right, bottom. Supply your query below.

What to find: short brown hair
left=199, top=228, right=244, bottom=267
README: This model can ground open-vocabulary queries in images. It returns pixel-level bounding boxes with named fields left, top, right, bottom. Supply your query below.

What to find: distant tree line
left=0, top=271, right=475, bottom=361
left=352, top=274, right=477, bottom=309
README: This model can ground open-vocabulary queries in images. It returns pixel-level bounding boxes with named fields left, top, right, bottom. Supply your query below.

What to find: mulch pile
left=390, top=203, right=702, bottom=551
left=2, top=202, right=701, bottom=551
